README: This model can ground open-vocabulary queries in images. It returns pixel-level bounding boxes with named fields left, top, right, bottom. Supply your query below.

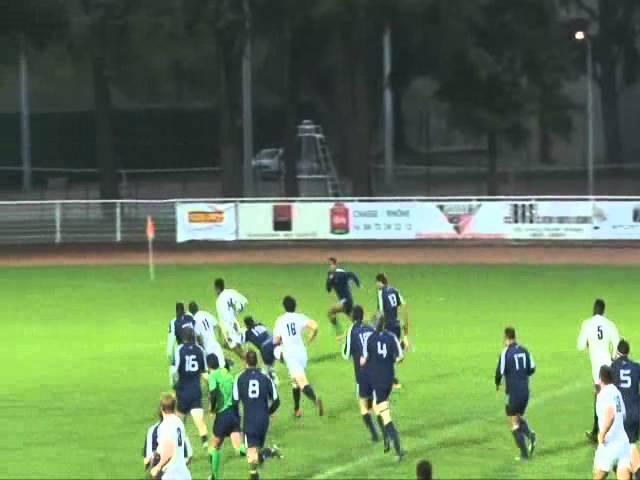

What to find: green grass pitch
left=4, top=262, right=639, bottom=479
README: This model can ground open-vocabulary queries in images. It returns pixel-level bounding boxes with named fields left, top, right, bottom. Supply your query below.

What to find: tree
left=427, top=0, right=574, bottom=194
left=562, top=0, right=640, bottom=165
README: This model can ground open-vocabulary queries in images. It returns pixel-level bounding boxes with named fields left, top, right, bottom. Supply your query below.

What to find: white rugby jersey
left=577, top=314, right=620, bottom=383
left=194, top=310, right=219, bottom=345
left=215, top=289, right=248, bottom=334
left=597, top=384, right=629, bottom=444
left=156, top=415, right=191, bottom=479
left=274, top=312, right=311, bottom=354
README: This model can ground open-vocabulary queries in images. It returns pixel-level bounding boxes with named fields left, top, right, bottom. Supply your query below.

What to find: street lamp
left=575, top=30, right=594, bottom=197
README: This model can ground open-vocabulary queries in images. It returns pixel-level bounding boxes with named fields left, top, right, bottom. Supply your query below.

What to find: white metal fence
left=1, top=196, right=639, bottom=245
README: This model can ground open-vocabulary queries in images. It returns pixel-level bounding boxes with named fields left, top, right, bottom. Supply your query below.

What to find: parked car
left=252, top=148, right=284, bottom=179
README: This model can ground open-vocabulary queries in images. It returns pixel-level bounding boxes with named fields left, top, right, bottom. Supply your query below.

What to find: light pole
left=19, top=34, right=32, bottom=192
left=575, top=30, right=594, bottom=197
left=242, top=0, right=254, bottom=197
left=383, top=24, right=394, bottom=188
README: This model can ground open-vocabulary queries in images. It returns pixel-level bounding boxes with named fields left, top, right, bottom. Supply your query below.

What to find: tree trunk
left=348, top=6, right=373, bottom=197
left=281, top=13, right=299, bottom=197
left=216, top=30, right=243, bottom=197
left=91, top=20, right=119, bottom=200
left=487, top=131, right=498, bottom=196
left=599, top=65, right=623, bottom=164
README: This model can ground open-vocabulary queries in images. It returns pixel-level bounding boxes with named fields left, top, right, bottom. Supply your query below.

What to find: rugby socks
left=292, top=387, right=301, bottom=411
left=209, top=448, right=220, bottom=479
left=249, top=464, right=259, bottom=480
left=258, top=448, right=275, bottom=463
left=383, top=422, right=402, bottom=456
left=201, top=434, right=208, bottom=446
left=511, top=428, right=528, bottom=459
left=519, top=419, right=531, bottom=439
left=302, top=385, right=317, bottom=403
left=592, top=399, right=599, bottom=436
left=362, top=414, right=379, bottom=441
left=235, top=445, right=247, bottom=456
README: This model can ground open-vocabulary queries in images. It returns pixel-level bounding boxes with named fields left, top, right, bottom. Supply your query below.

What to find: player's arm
left=610, top=322, right=621, bottom=360
left=184, top=434, right=193, bottom=466
left=268, top=377, right=280, bottom=415
left=305, top=318, right=319, bottom=344
left=209, top=384, right=219, bottom=414
left=577, top=321, right=588, bottom=351
left=360, top=335, right=372, bottom=367
left=527, top=351, right=536, bottom=376
left=166, top=321, right=176, bottom=365
left=273, top=321, right=283, bottom=346
left=399, top=292, right=410, bottom=349
left=150, top=431, right=176, bottom=479
left=342, top=325, right=353, bottom=360
left=349, top=271, right=361, bottom=288
left=598, top=404, right=615, bottom=444
left=235, top=292, right=249, bottom=313
left=495, top=351, right=505, bottom=391
left=169, top=349, right=180, bottom=388
left=326, top=273, right=333, bottom=293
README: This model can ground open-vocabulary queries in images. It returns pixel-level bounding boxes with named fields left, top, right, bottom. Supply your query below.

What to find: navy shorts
left=176, top=386, right=202, bottom=414
left=340, top=298, right=353, bottom=315
left=261, top=343, right=275, bottom=367
left=244, top=420, right=269, bottom=449
left=625, top=415, right=639, bottom=443
left=213, top=408, right=241, bottom=439
left=505, top=393, right=529, bottom=416
left=357, top=380, right=373, bottom=400
left=372, top=384, right=393, bottom=404
left=386, top=324, right=401, bottom=340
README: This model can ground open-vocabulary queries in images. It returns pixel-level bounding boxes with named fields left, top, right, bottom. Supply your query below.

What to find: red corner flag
left=146, top=216, right=156, bottom=241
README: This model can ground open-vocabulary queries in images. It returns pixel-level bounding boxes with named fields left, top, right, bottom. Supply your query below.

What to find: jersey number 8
left=388, top=294, right=398, bottom=308
left=248, top=379, right=260, bottom=399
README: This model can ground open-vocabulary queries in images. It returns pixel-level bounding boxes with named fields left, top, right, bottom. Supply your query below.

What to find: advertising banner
left=592, top=201, right=640, bottom=239
left=176, top=203, right=237, bottom=242
left=504, top=201, right=593, bottom=240
left=238, top=202, right=328, bottom=240
left=417, top=202, right=508, bottom=239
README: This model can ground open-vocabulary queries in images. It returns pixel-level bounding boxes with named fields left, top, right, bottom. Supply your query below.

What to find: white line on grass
left=312, top=381, right=584, bottom=479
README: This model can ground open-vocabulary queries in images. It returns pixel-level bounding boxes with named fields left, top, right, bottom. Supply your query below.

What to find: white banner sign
left=176, top=203, right=237, bottom=242
left=417, top=202, right=508, bottom=239
left=505, top=201, right=593, bottom=240
left=593, top=201, right=640, bottom=239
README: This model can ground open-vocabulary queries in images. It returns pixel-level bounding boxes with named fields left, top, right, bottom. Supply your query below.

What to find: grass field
left=4, top=262, right=640, bottom=479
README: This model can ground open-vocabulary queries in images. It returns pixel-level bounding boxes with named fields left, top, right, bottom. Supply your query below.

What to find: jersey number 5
left=186, top=355, right=199, bottom=372
left=248, top=379, right=260, bottom=399
left=620, top=369, right=632, bottom=388
left=597, top=326, right=604, bottom=340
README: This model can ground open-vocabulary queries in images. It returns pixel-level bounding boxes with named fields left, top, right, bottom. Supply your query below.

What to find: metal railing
left=0, top=196, right=639, bottom=245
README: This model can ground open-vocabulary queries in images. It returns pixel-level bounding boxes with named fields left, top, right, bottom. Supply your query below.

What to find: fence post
left=54, top=202, right=62, bottom=244
left=234, top=200, right=240, bottom=240
left=115, top=201, right=122, bottom=242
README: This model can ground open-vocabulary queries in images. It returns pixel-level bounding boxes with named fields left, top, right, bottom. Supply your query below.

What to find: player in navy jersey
left=233, top=351, right=281, bottom=480
left=495, top=327, right=537, bottom=461
left=361, top=315, right=405, bottom=460
left=343, top=305, right=383, bottom=443
left=171, top=327, right=209, bottom=450
left=611, top=339, right=640, bottom=477
left=243, top=316, right=279, bottom=385
left=326, top=257, right=361, bottom=340
left=166, top=303, right=196, bottom=364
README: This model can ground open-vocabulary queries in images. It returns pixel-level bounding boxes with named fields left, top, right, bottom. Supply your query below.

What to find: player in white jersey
left=273, top=295, right=324, bottom=417
left=149, top=393, right=192, bottom=480
left=578, top=299, right=621, bottom=443
left=594, top=365, right=632, bottom=480
left=214, top=278, right=248, bottom=360
left=188, top=301, right=226, bottom=369
left=143, top=416, right=192, bottom=472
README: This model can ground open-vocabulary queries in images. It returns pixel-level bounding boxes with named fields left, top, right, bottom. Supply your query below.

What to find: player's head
left=328, top=257, right=338, bottom=272
left=416, top=460, right=433, bottom=480
left=244, top=316, right=256, bottom=329
left=245, top=350, right=258, bottom=368
left=214, top=278, right=225, bottom=295
left=176, top=302, right=185, bottom=316
left=283, top=295, right=297, bottom=313
left=207, top=354, right=220, bottom=371
left=159, top=392, right=177, bottom=415
left=599, top=365, right=614, bottom=386
left=179, top=324, right=195, bottom=344
left=188, top=301, right=198, bottom=316
left=593, top=298, right=606, bottom=315
left=504, top=327, right=516, bottom=345
left=618, top=339, right=631, bottom=357
left=375, top=273, right=388, bottom=289
left=352, top=305, right=364, bottom=323
left=374, top=311, right=386, bottom=332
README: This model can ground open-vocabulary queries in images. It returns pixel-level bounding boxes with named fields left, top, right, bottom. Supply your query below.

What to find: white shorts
left=594, top=441, right=631, bottom=473
left=162, top=465, right=191, bottom=480
left=283, top=349, right=308, bottom=377
left=204, top=340, right=226, bottom=367
left=222, top=325, right=243, bottom=349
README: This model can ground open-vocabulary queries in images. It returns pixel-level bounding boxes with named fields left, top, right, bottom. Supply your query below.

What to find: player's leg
left=359, top=396, right=380, bottom=442
left=328, top=302, right=345, bottom=340
left=292, top=371, right=323, bottom=416
left=208, top=434, right=224, bottom=480
left=372, top=395, right=403, bottom=460
left=291, top=379, right=302, bottom=418
left=246, top=446, right=260, bottom=480
left=588, top=383, right=601, bottom=443
left=509, top=415, right=529, bottom=460
left=189, top=408, right=209, bottom=449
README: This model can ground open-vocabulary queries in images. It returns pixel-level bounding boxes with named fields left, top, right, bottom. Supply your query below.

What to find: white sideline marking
left=312, top=381, right=584, bottom=479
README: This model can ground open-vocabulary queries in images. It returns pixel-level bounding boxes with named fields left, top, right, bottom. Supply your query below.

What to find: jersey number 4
left=377, top=341, right=387, bottom=358
left=248, top=379, right=260, bottom=399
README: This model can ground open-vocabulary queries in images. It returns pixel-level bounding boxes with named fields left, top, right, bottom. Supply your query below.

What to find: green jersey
left=208, top=368, right=235, bottom=414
